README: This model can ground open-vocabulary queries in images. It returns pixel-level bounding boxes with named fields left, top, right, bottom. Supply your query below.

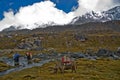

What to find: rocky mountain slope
left=1, top=20, right=120, bottom=35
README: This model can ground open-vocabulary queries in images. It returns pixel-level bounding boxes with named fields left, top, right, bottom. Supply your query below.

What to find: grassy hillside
left=0, top=20, right=120, bottom=53
left=1, top=59, right=120, bottom=80
left=0, top=31, right=120, bottom=53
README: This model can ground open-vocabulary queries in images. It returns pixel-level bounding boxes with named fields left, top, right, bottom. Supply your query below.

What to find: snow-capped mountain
left=2, top=22, right=57, bottom=32
left=2, top=26, right=19, bottom=32
left=2, top=6, right=120, bottom=32
left=72, top=6, right=120, bottom=24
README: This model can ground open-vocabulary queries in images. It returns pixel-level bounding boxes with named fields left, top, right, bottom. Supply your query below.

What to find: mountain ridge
left=1, top=20, right=120, bottom=35
left=72, top=6, right=120, bottom=24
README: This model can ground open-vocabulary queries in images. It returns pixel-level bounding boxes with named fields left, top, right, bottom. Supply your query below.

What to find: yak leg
left=71, top=63, right=77, bottom=73
left=59, top=66, right=64, bottom=73
left=54, top=67, right=58, bottom=73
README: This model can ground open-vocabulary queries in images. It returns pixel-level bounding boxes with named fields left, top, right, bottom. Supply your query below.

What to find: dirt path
left=0, top=59, right=51, bottom=76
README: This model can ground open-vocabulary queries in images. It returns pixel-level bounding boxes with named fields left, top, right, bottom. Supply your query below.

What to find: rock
left=117, top=47, right=120, bottom=51
left=34, top=40, right=41, bottom=46
left=32, top=58, right=41, bottom=63
left=17, top=42, right=33, bottom=50
left=71, top=53, right=86, bottom=59
left=32, top=47, right=43, bottom=51
left=111, top=55, right=120, bottom=60
left=116, top=47, right=120, bottom=57
left=85, top=48, right=94, bottom=56
left=96, top=49, right=108, bottom=57
left=74, top=35, right=88, bottom=42
left=115, top=52, right=120, bottom=57
left=96, top=49, right=119, bottom=59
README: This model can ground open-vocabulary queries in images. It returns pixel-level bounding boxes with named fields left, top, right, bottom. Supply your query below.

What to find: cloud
left=0, top=1, right=75, bottom=31
left=74, top=0, right=120, bottom=16
left=0, top=0, right=120, bottom=31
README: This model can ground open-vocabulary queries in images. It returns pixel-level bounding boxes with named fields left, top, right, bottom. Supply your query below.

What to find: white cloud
left=0, top=1, right=75, bottom=31
left=80, top=0, right=99, bottom=10
left=74, top=0, right=120, bottom=16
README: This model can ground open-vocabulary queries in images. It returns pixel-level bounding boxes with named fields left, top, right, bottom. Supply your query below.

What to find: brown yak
left=53, top=60, right=77, bottom=73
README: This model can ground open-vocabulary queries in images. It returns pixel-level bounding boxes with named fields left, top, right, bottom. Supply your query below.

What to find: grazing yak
left=52, top=60, right=77, bottom=73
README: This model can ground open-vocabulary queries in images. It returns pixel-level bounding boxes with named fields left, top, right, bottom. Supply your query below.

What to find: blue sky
left=0, top=0, right=78, bottom=20
left=0, top=0, right=119, bottom=20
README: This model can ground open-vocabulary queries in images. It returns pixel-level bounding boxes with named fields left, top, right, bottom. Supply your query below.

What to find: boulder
left=34, top=40, right=41, bottom=46
left=96, top=49, right=108, bottom=57
left=71, top=53, right=86, bottom=59
left=96, top=49, right=119, bottom=59
left=17, top=42, right=33, bottom=50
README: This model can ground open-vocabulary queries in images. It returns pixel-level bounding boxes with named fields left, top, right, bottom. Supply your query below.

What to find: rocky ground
left=0, top=25, right=120, bottom=79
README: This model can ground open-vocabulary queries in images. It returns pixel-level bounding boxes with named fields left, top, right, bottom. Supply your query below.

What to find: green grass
left=0, top=59, right=120, bottom=80
left=0, top=31, right=120, bottom=53
left=0, top=32, right=120, bottom=59
left=0, top=61, right=11, bottom=72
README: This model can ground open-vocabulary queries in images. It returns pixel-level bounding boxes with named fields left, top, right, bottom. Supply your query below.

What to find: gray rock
left=96, top=49, right=107, bottom=57
left=96, top=49, right=119, bottom=59
left=71, top=53, right=86, bottom=59
left=17, top=42, right=33, bottom=50
left=34, top=40, right=41, bottom=46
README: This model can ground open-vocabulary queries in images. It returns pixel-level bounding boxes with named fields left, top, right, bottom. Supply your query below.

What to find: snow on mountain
left=72, top=6, right=120, bottom=24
